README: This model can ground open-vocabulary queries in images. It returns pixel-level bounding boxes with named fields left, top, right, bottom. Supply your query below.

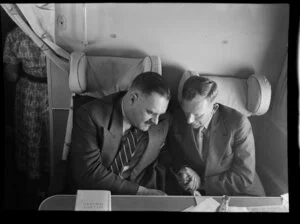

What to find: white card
left=227, top=206, right=249, bottom=212
left=75, top=190, right=111, bottom=211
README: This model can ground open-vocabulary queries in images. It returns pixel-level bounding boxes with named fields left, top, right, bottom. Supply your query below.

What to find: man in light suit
left=67, top=72, right=171, bottom=195
left=167, top=76, right=265, bottom=196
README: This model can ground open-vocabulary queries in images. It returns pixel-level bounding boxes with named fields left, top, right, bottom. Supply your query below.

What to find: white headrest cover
left=69, top=51, right=87, bottom=93
left=247, top=74, right=272, bottom=115
left=178, top=71, right=271, bottom=116
left=68, top=52, right=162, bottom=98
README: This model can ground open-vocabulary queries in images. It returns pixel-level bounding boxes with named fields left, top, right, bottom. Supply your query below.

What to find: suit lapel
left=204, top=109, right=228, bottom=176
left=101, top=95, right=123, bottom=167
left=130, top=117, right=169, bottom=180
left=173, top=108, right=203, bottom=168
left=174, top=124, right=203, bottom=166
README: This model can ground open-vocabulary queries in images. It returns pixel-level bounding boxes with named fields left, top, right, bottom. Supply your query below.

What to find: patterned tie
left=193, top=126, right=207, bottom=162
left=110, top=126, right=139, bottom=178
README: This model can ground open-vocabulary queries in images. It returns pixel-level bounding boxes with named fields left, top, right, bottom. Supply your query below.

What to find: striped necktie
left=110, top=126, right=138, bottom=178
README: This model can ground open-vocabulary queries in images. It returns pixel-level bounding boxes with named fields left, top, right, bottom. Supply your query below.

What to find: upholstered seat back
left=69, top=51, right=162, bottom=98
left=178, top=70, right=272, bottom=116
left=63, top=52, right=162, bottom=160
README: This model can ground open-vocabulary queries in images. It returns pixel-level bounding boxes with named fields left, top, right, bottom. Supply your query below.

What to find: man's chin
left=191, top=123, right=201, bottom=129
left=141, top=124, right=151, bottom=131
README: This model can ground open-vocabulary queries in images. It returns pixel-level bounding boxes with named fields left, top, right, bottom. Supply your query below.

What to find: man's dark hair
left=131, top=72, right=171, bottom=100
left=182, top=76, right=218, bottom=102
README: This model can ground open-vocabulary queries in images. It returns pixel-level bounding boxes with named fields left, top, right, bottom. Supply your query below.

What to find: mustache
left=145, top=120, right=155, bottom=125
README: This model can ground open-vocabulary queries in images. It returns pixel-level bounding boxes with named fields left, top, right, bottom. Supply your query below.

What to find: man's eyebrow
left=146, top=109, right=154, bottom=114
left=146, top=109, right=158, bottom=115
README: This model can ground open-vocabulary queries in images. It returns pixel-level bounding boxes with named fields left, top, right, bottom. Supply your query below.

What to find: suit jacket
left=167, top=104, right=265, bottom=196
left=67, top=91, right=170, bottom=194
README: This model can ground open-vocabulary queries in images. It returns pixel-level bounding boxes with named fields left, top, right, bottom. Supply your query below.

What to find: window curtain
left=1, top=3, right=72, bottom=162
left=270, top=52, right=287, bottom=136
left=1, top=3, right=69, bottom=73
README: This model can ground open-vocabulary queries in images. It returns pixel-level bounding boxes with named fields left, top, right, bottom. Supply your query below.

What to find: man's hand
left=176, top=166, right=201, bottom=193
left=136, top=186, right=167, bottom=196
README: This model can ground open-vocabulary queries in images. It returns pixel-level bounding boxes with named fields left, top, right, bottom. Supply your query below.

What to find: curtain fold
left=270, top=52, right=287, bottom=136
left=1, top=3, right=70, bottom=73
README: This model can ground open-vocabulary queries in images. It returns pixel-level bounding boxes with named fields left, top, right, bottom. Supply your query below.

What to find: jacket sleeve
left=68, top=106, right=139, bottom=195
left=204, top=116, right=257, bottom=196
left=166, top=115, right=188, bottom=173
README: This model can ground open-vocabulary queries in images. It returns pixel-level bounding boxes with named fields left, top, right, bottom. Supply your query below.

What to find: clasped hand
left=176, top=166, right=201, bottom=193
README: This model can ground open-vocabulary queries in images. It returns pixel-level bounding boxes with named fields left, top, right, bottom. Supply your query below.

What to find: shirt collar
left=202, top=115, right=212, bottom=130
left=121, top=97, right=131, bottom=134
left=202, top=106, right=218, bottom=131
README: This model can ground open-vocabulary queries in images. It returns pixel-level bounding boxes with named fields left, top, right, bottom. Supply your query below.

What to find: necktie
left=193, top=126, right=206, bottom=162
left=110, top=127, right=138, bottom=178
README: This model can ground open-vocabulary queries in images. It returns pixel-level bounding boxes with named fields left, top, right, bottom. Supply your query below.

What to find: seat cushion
left=177, top=70, right=271, bottom=116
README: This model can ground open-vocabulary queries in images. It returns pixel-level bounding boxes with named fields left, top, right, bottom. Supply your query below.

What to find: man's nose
left=152, top=114, right=159, bottom=125
left=187, top=114, right=195, bottom=124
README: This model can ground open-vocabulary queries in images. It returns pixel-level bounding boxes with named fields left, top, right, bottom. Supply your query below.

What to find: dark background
left=1, top=6, right=20, bottom=209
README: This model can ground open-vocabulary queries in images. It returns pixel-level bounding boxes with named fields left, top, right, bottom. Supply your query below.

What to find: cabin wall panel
left=49, top=59, right=71, bottom=108
left=55, top=3, right=289, bottom=87
left=48, top=59, right=71, bottom=181
left=250, top=115, right=288, bottom=195
left=51, top=109, right=69, bottom=178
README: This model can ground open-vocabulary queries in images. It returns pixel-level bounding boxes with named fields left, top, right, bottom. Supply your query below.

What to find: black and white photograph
left=2, top=3, right=295, bottom=212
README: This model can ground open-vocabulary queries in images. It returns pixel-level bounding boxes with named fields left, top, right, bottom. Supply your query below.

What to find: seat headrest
left=177, top=70, right=271, bottom=116
left=68, top=52, right=162, bottom=98
left=69, top=51, right=87, bottom=94
left=247, top=74, right=272, bottom=115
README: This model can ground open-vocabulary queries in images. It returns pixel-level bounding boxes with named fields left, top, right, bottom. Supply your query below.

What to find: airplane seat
left=48, top=51, right=162, bottom=195
left=177, top=70, right=272, bottom=117
left=176, top=70, right=272, bottom=194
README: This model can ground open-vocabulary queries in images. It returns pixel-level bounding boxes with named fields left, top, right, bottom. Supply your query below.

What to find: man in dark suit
left=67, top=72, right=171, bottom=195
left=167, top=76, right=265, bottom=196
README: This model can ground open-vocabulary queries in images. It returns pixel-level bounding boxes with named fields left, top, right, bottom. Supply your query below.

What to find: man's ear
left=129, top=91, right=139, bottom=105
left=213, top=103, right=219, bottom=113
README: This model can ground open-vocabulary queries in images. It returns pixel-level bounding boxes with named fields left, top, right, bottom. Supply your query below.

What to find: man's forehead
left=146, top=106, right=166, bottom=114
left=182, top=96, right=210, bottom=112
left=141, top=92, right=168, bottom=113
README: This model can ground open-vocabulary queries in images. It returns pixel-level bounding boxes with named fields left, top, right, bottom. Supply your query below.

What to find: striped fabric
left=110, top=127, right=139, bottom=179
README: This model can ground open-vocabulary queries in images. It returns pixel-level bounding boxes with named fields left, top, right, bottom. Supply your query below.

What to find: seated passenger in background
left=67, top=72, right=171, bottom=195
left=166, top=76, right=265, bottom=196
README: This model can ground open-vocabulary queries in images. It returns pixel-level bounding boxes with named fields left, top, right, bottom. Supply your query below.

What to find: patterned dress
left=3, top=27, right=49, bottom=184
